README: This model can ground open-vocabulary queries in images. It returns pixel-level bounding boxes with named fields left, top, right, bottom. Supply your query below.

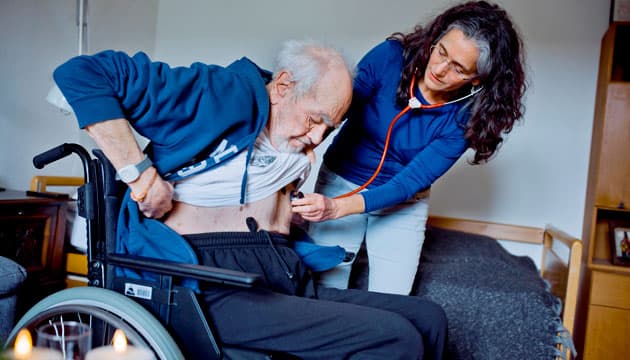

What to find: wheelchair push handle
left=33, top=143, right=90, bottom=168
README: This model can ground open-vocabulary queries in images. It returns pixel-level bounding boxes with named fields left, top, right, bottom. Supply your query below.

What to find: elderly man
left=53, top=41, right=447, bottom=359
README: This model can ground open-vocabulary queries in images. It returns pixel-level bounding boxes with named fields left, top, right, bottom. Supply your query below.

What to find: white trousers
left=308, top=164, right=429, bottom=295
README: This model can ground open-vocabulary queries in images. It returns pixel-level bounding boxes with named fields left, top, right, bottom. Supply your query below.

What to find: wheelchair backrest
left=87, top=149, right=127, bottom=288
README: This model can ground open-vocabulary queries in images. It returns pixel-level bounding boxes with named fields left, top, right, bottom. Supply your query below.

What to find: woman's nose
left=433, top=60, right=449, bottom=76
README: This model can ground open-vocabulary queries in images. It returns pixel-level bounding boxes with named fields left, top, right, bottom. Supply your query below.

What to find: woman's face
left=423, top=28, right=481, bottom=97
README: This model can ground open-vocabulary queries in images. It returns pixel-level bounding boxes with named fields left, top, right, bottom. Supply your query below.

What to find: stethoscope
left=334, top=74, right=482, bottom=199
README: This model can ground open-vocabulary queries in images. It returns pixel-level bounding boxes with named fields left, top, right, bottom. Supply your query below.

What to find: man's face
left=267, top=68, right=352, bottom=155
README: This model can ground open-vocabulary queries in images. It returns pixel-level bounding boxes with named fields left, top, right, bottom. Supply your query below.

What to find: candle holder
left=36, top=321, right=92, bottom=360
left=1, top=328, right=63, bottom=360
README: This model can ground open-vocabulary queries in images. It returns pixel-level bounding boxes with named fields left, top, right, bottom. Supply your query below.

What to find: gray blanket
left=350, top=226, right=570, bottom=359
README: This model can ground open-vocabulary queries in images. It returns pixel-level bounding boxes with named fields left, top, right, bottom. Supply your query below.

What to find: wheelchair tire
left=5, top=287, right=185, bottom=360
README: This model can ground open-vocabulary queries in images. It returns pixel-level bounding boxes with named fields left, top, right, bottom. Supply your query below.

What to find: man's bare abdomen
left=164, top=186, right=293, bottom=235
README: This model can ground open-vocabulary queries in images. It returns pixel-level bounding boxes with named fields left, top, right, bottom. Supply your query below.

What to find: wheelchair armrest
left=107, top=254, right=263, bottom=288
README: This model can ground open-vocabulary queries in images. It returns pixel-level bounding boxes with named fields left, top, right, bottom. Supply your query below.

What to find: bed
left=349, top=216, right=581, bottom=360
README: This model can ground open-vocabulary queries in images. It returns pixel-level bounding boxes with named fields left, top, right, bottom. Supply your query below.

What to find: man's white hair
left=273, top=40, right=351, bottom=98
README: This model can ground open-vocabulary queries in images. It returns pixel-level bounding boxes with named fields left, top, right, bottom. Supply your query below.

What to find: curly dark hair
left=388, top=1, right=526, bottom=164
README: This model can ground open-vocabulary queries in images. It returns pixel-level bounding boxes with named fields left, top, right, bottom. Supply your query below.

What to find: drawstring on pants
left=246, top=217, right=295, bottom=279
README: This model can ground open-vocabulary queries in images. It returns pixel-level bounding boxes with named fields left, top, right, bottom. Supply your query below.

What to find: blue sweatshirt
left=53, top=51, right=271, bottom=283
left=324, top=40, right=470, bottom=212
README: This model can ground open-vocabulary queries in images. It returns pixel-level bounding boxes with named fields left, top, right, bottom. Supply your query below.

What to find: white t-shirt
left=173, top=130, right=311, bottom=207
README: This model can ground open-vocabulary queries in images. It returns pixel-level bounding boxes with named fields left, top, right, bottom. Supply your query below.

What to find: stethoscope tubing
left=334, top=75, right=479, bottom=199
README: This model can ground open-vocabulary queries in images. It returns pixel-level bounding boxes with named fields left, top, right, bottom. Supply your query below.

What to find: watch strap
left=115, top=155, right=153, bottom=183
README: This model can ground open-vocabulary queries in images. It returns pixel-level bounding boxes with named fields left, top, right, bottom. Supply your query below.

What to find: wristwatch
left=115, top=155, right=153, bottom=183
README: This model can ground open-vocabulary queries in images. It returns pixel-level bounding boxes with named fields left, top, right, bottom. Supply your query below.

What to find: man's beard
left=272, top=135, right=303, bottom=154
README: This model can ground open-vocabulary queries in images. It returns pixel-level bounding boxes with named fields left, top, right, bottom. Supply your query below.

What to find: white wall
left=1, top=0, right=610, bottom=242
left=431, top=0, right=609, bottom=236
left=0, top=0, right=157, bottom=190
left=1, top=0, right=82, bottom=187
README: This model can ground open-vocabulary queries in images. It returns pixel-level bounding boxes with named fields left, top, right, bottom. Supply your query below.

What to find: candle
left=2, top=329, right=63, bottom=360
left=85, top=329, right=154, bottom=360
left=2, top=348, right=64, bottom=360
left=85, top=346, right=155, bottom=360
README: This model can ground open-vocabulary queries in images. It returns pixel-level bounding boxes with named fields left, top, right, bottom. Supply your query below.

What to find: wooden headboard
left=427, top=216, right=582, bottom=344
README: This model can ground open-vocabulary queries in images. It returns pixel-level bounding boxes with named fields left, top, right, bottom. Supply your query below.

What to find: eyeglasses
left=430, top=44, right=477, bottom=81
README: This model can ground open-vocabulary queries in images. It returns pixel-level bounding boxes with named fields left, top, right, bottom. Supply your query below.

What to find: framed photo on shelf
left=611, top=0, right=630, bottom=22
left=609, top=221, right=630, bottom=266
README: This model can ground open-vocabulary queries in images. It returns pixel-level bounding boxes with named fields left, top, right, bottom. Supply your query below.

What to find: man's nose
left=307, top=124, right=327, bottom=146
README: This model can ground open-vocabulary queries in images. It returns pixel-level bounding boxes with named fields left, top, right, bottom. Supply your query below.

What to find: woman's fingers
left=291, top=193, right=336, bottom=221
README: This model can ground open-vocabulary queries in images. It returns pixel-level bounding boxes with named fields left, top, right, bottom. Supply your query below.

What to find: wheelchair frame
left=5, top=143, right=275, bottom=359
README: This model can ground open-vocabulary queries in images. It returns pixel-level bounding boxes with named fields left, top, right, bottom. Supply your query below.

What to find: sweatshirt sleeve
left=352, top=40, right=402, bottom=105
left=53, top=51, right=263, bottom=176
left=53, top=50, right=148, bottom=129
left=53, top=50, right=239, bottom=136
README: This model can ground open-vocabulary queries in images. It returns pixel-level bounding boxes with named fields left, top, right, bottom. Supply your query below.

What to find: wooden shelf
left=594, top=205, right=630, bottom=212
left=580, top=22, right=630, bottom=359
left=589, top=259, right=630, bottom=274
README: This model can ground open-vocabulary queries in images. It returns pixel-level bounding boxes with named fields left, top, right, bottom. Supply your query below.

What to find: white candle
left=85, top=345, right=154, bottom=360
left=2, top=328, right=63, bottom=360
left=85, top=329, right=154, bottom=360
left=2, top=348, right=64, bottom=360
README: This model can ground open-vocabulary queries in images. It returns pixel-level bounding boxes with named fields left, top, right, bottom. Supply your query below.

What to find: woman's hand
left=291, top=193, right=339, bottom=222
left=292, top=192, right=365, bottom=222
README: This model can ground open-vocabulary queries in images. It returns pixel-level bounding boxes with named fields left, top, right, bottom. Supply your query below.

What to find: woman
left=292, top=1, right=527, bottom=295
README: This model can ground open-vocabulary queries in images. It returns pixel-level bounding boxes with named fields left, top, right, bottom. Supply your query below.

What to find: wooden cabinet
left=0, top=189, right=68, bottom=316
left=580, top=22, right=630, bottom=359
left=584, top=304, right=630, bottom=358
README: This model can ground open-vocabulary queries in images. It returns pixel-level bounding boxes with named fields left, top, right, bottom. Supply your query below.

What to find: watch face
left=117, top=156, right=152, bottom=183
left=119, top=166, right=140, bottom=183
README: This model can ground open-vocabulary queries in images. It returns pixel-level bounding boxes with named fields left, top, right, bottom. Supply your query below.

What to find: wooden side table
left=0, top=189, right=68, bottom=315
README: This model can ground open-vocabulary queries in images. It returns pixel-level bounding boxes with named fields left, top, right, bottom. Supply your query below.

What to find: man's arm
left=52, top=50, right=185, bottom=218
left=86, top=119, right=173, bottom=218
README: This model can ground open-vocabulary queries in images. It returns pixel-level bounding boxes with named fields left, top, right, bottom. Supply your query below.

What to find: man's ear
left=269, top=70, right=294, bottom=104
left=471, top=78, right=481, bottom=87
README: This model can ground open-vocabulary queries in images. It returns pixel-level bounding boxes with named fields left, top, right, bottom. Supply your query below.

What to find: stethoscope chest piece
left=408, top=97, right=422, bottom=109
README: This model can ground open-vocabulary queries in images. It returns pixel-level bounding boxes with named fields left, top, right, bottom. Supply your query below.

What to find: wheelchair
left=3, top=143, right=289, bottom=359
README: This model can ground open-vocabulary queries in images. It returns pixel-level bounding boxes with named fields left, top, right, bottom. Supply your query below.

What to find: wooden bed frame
left=427, top=216, right=582, bottom=358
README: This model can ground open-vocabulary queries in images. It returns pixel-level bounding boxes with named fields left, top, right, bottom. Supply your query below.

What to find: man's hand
left=85, top=119, right=174, bottom=218
left=129, top=167, right=174, bottom=219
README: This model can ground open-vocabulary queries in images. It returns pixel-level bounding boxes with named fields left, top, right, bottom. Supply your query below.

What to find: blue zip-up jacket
left=53, top=51, right=271, bottom=284
left=54, top=51, right=344, bottom=284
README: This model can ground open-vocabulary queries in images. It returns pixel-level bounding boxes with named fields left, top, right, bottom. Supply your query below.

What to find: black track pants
left=185, top=228, right=447, bottom=360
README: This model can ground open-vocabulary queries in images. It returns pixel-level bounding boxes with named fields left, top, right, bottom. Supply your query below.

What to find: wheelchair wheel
left=5, top=287, right=184, bottom=360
